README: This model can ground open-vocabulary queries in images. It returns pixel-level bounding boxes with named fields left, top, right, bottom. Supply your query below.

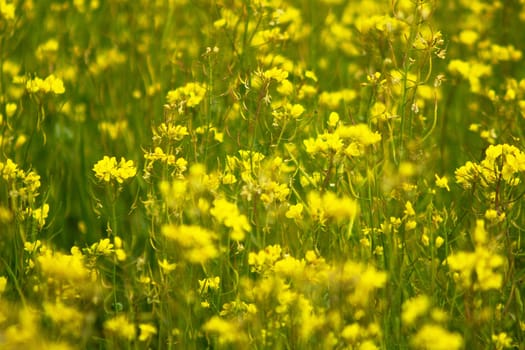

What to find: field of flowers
left=1, top=0, right=525, bottom=349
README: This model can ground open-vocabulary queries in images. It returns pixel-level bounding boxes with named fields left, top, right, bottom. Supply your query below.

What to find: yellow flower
left=93, top=156, right=117, bottom=182
left=199, top=276, right=221, bottom=294
left=37, top=248, right=90, bottom=282
left=485, top=209, right=505, bottom=223
left=402, top=295, right=430, bottom=326
left=405, top=219, right=417, bottom=230
left=115, top=248, right=126, bottom=261
left=262, top=67, right=289, bottom=82
left=99, top=120, right=128, bottom=140
left=44, top=301, right=84, bottom=336
left=285, top=203, right=304, bottom=220
left=158, top=258, right=177, bottom=273
left=492, top=332, right=513, bottom=349
left=44, top=74, right=65, bottom=94
left=0, top=0, right=15, bottom=21
left=341, top=323, right=362, bottom=343
left=210, top=198, right=250, bottom=241
left=104, top=315, right=136, bottom=340
left=305, top=70, right=318, bottom=82
left=166, top=82, right=207, bottom=111
left=277, top=79, right=293, bottom=95
left=138, top=323, right=157, bottom=342
left=156, top=123, right=189, bottom=141
left=404, top=201, right=416, bottom=217
left=115, top=157, right=137, bottom=183
left=328, top=112, right=339, bottom=127
left=203, top=316, right=244, bottom=345
left=307, top=191, right=358, bottom=224
left=412, top=324, right=462, bottom=350
left=31, top=203, right=49, bottom=229
left=89, top=238, right=114, bottom=256
left=458, top=29, right=479, bottom=46
left=25, top=74, right=66, bottom=95
left=5, top=102, right=17, bottom=117
left=434, top=174, right=450, bottom=191
left=248, top=244, right=282, bottom=273
left=447, top=221, right=504, bottom=291
left=162, top=224, right=218, bottom=264
left=0, top=276, right=7, bottom=293
left=93, top=156, right=136, bottom=183
left=36, top=39, right=59, bottom=61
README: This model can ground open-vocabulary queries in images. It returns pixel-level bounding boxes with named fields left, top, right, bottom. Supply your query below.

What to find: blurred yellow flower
left=0, top=276, right=7, bottom=293
left=138, top=323, right=157, bottom=342
left=158, top=258, right=177, bottom=273
left=412, top=324, right=462, bottom=350
left=104, top=315, right=136, bottom=340
left=402, top=295, right=430, bottom=325
left=435, top=174, right=450, bottom=191
left=0, top=0, right=15, bottom=20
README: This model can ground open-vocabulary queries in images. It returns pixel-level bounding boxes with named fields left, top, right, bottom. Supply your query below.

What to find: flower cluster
left=166, top=82, right=207, bottom=112
left=456, top=144, right=525, bottom=188
left=210, top=198, right=251, bottom=241
left=25, top=74, right=65, bottom=95
left=447, top=219, right=505, bottom=291
left=304, top=120, right=382, bottom=158
left=92, top=156, right=137, bottom=184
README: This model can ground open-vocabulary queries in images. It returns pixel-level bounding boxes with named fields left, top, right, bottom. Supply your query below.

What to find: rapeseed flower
left=158, top=258, right=177, bottom=273
left=285, top=203, right=303, bottom=220
left=0, top=0, right=15, bottom=20
left=36, top=39, right=59, bottom=62
left=458, top=29, right=479, bottom=46
left=199, top=276, right=220, bottom=294
left=88, top=48, right=126, bottom=75
left=0, top=276, right=6, bottom=293
left=104, top=315, right=136, bottom=340
left=93, top=156, right=136, bottom=184
left=43, top=301, right=83, bottom=336
left=434, top=174, right=450, bottom=191
left=37, top=248, right=90, bottom=282
left=248, top=245, right=282, bottom=273
left=138, top=323, right=157, bottom=342
left=411, top=324, right=463, bottom=350
left=155, top=123, right=189, bottom=141
left=31, top=203, right=49, bottom=229
left=447, top=220, right=504, bottom=291
left=492, top=332, right=513, bottom=349
left=93, top=156, right=117, bottom=182
left=98, top=120, right=128, bottom=140
left=210, top=198, right=251, bottom=241
left=26, top=74, right=65, bottom=95
left=166, top=82, right=207, bottom=111
left=203, top=316, right=245, bottom=345
left=307, top=190, right=358, bottom=224
left=455, top=144, right=525, bottom=188
left=402, top=295, right=430, bottom=326
left=5, top=102, right=17, bottom=117
left=162, top=224, right=218, bottom=263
